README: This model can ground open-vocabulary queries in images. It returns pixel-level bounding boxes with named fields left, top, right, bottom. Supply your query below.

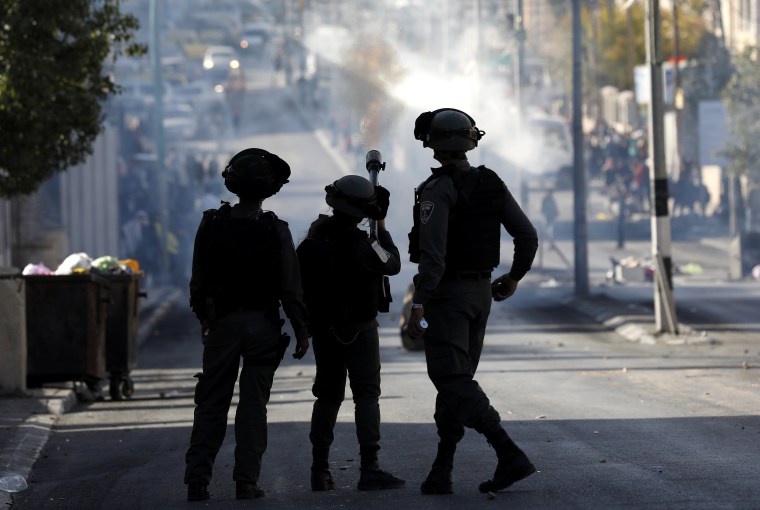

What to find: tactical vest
left=303, top=227, right=380, bottom=326
left=408, top=165, right=506, bottom=270
left=203, top=204, right=281, bottom=315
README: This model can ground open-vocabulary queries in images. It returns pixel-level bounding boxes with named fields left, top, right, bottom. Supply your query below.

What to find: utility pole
left=645, top=0, right=678, bottom=334
left=514, top=0, right=527, bottom=207
left=150, top=0, right=169, bottom=281
left=514, top=0, right=525, bottom=114
left=572, top=0, right=589, bottom=296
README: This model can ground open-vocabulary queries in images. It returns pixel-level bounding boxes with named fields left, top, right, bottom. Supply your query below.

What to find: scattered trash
left=54, top=252, right=93, bottom=275
left=486, top=491, right=496, bottom=500
left=22, top=262, right=54, bottom=275
left=159, top=390, right=180, bottom=399
left=607, top=256, right=656, bottom=284
left=0, top=474, right=28, bottom=493
left=753, top=264, right=760, bottom=281
left=742, top=361, right=751, bottom=370
left=678, top=262, right=703, bottom=276
left=600, top=459, right=607, bottom=463
left=536, top=415, right=547, bottom=419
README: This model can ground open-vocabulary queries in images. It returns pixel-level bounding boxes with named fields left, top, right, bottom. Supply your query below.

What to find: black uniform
left=411, top=160, right=538, bottom=448
left=184, top=203, right=308, bottom=487
left=297, top=215, right=400, bottom=464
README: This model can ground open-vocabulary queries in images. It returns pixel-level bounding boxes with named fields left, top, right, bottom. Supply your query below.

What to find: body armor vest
left=204, top=204, right=280, bottom=314
left=409, top=165, right=506, bottom=270
left=304, top=227, right=380, bottom=326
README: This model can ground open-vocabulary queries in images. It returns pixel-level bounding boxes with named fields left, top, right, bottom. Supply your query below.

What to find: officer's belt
left=441, top=270, right=492, bottom=281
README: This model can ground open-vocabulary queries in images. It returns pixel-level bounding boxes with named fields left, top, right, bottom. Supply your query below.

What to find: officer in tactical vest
left=184, top=148, right=310, bottom=502
left=297, top=175, right=405, bottom=492
left=406, top=109, right=539, bottom=495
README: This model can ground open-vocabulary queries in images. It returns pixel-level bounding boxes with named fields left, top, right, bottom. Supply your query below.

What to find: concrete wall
left=0, top=269, right=25, bottom=395
left=60, top=126, right=120, bottom=259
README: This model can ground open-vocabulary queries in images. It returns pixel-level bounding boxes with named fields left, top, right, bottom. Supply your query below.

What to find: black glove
left=491, top=274, right=518, bottom=302
left=375, top=185, right=390, bottom=220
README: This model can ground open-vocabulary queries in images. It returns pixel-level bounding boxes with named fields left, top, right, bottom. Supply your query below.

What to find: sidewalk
left=0, top=286, right=183, bottom=506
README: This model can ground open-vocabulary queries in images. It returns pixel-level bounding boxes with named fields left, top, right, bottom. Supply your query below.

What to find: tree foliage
left=0, top=0, right=144, bottom=198
left=720, top=47, right=760, bottom=179
left=546, top=0, right=710, bottom=91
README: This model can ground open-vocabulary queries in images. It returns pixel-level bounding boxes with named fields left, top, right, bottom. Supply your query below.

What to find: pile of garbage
left=22, top=253, right=140, bottom=276
left=606, top=254, right=715, bottom=285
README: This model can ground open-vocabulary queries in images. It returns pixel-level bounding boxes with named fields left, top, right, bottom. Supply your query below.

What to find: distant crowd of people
left=587, top=120, right=712, bottom=221
left=117, top=141, right=232, bottom=289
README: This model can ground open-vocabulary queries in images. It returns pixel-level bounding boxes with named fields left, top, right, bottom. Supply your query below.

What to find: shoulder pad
left=261, top=210, right=288, bottom=227
left=423, top=173, right=455, bottom=191
left=204, top=202, right=232, bottom=218
left=475, top=165, right=501, bottom=180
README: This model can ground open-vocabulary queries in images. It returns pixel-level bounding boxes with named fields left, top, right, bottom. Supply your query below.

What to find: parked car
left=239, top=22, right=271, bottom=53
left=162, top=102, right=198, bottom=141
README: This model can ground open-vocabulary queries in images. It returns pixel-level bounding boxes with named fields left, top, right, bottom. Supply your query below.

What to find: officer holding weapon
left=297, top=151, right=404, bottom=492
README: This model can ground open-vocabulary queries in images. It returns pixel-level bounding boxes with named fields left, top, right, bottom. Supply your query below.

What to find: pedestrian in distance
left=296, top=174, right=405, bottom=492
left=540, top=188, right=559, bottom=242
left=184, top=148, right=310, bottom=502
left=406, top=108, right=540, bottom=495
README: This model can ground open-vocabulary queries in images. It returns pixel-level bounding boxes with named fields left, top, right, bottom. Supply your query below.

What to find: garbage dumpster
left=102, top=272, right=145, bottom=400
left=24, top=273, right=110, bottom=392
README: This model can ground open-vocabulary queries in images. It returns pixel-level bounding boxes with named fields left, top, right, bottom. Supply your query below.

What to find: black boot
left=420, top=442, right=456, bottom=495
left=236, top=482, right=265, bottom=499
left=357, top=445, right=405, bottom=491
left=479, top=428, right=536, bottom=493
left=187, top=482, right=209, bottom=501
left=311, top=446, right=336, bottom=491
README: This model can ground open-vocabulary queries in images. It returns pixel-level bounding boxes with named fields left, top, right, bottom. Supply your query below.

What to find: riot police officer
left=297, top=175, right=405, bottom=492
left=406, top=109, right=539, bottom=494
left=184, top=148, right=310, bottom=502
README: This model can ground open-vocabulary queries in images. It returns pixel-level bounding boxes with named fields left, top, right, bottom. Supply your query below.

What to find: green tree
left=546, top=1, right=709, bottom=91
left=720, top=47, right=760, bottom=180
left=0, top=0, right=144, bottom=198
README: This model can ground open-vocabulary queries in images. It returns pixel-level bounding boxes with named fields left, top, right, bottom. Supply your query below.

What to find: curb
left=0, top=388, right=76, bottom=507
left=0, top=287, right=182, bottom=505
left=562, top=291, right=717, bottom=346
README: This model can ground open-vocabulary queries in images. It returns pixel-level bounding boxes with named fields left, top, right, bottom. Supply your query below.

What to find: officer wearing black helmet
left=297, top=175, right=405, bottom=492
left=184, top=148, right=310, bottom=502
left=406, top=109, right=539, bottom=495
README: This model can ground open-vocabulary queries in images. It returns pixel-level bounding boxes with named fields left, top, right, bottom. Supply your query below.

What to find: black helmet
left=325, top=175, right=382, bottom=220
left=222, top=148, right=291, bottom=199
left=413, top=108, right=485, bottom=151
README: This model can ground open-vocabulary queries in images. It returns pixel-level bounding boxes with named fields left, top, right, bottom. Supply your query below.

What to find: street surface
left=9, top=46, right=760, bottom=510
left=10, top=285, right=759, bottom=510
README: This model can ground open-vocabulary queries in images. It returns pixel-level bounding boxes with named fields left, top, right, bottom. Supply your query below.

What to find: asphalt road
left=10, top=280, right=759, bottom=510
